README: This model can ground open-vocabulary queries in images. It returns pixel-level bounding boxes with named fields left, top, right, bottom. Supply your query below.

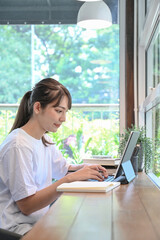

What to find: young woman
left=0, top=78, right=108, bottom=235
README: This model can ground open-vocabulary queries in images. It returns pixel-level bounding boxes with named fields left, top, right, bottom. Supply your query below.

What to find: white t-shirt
left=0, top=128, right=69, bottom=235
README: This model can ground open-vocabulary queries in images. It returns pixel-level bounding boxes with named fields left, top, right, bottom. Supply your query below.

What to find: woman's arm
left=16, top=164, right=108, bottom=216
left=16, top=175, right=70, bottom=216
left=68, top=163, right=108, bottom=176
left=68, top=163, right=87, bottom=171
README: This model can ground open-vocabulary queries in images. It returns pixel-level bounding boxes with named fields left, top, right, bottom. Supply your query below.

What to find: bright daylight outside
left=0, top=15, right=119, bottom=164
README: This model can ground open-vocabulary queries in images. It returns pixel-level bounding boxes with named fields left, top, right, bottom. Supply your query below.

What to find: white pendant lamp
left=77, top=1, right=112, bottom=29
left=77, top=0, right=101, bottom=1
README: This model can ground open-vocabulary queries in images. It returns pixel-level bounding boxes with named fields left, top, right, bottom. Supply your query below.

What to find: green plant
left=48, top=116, right=119, bottom=164
left=48, top=132, right=69, bottom=159
left=152, top=138, right=160, bottom=176
left=118, top=124, right=153, bottom=173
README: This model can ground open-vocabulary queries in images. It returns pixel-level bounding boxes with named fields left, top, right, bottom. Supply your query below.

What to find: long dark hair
left=10, top=78, right=72, bottom=145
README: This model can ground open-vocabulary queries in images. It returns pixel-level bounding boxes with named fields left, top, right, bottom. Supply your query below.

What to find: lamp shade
left=77, top=1, right=112, bottom=29
left=77, top=0, right=101, bottom=1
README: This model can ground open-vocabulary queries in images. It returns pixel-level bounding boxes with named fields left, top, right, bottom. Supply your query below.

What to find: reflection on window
left=146, top=21, right=160, bottom=184
left=147, top=21, right=160, bottom=95
left=146, top=105, right=160, bottom=178
left=145, top=0, right=152, bottom=15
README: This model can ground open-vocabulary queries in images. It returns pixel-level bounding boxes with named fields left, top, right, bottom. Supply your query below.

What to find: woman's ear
left=33, top=102, right=41, bottom=114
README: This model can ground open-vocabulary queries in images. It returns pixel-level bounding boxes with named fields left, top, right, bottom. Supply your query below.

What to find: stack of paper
left=83, top=156, right=120, bottom=175
left=83, top=156, right=120, bottom=166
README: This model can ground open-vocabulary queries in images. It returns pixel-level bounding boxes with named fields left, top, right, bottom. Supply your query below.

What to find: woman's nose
left=60, top=113, right=66, bottom=122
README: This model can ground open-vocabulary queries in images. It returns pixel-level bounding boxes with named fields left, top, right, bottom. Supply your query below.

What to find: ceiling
left=0, top=0, right=118, bottom=25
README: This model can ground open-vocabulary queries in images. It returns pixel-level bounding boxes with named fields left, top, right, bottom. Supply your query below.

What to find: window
left=0, top=25, right=119, bottom=105
left=138, top=0, right=160, bottom=186
left=0, top=1, right=121, bottom=161
left=145, top=0, right=153, bottom=14
left=146, top=21, right=160, bottom=183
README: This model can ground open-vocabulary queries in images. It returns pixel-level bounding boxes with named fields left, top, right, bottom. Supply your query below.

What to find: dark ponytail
left=10, top=91, right=32, bottom=132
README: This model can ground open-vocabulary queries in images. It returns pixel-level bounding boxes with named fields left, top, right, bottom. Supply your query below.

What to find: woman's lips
left=54, top=124, right=61, bottom=128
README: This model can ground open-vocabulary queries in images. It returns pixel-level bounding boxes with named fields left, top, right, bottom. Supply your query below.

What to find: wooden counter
left=22, top=173, right=160, bottom=240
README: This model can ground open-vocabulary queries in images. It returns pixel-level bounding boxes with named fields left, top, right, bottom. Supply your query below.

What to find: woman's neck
left=21, top=119, right=44, bottom=140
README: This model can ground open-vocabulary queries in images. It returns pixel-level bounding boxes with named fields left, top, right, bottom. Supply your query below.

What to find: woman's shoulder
left=0, top=129, right=21, bottom=156
left=1, top=128, right=40, bottom=150
left=1, top=128, right=20, bottom=146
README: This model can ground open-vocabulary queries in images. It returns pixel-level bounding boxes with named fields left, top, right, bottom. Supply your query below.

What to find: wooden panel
left=113, top=182, right=158, bottom=240
left=134, top=174, right=160, bottom=239
left=22, top=193, right=86, bottom=240
left=22, top=173, right=160, bottom=240
left=65, top=192, right=112, bottom=240
left=125, top=0, right=135, bottom=128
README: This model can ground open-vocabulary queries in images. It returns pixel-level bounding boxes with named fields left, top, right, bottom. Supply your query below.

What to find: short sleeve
left=50, top=145, right=69, bottom=180
left=1, top=146, right=37, bottom=201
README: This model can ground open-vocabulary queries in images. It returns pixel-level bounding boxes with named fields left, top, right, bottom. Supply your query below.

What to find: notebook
left=57, top=181, right=120, bottom=193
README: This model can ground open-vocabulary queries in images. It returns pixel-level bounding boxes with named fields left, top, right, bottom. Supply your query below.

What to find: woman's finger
left=89, top=169, right=104, bottom=181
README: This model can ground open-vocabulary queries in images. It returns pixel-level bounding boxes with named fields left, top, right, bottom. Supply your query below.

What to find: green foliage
left=152, top=138, right=160, bottom=176
left=0, top=25, right=119, bottom=105
left=76, top=125, right=83, bottom=151
left=48, top=131, right=69, bottom=160
left=0, top=109, right=16, bottom=143
left=118, top=124, right=153, bottom=173
left=0, top=108, right=119, bottom=165
left=0, top=26, right=31, bottom=103
left=47, top=110, right=119, bottom=164
left=0, top=24, right=120, bottom=162
left=34, top=25, right=119, bottom=104
left=84, top=120, right=119, bottom=157
left=69, top=145, right=83, bottom=165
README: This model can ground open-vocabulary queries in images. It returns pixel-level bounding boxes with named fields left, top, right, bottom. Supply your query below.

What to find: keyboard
left=104, top=175, right=115, bottom=182
left=88, top=175, right=115, bottom=182
left=88, top=175, right=126, bottom=183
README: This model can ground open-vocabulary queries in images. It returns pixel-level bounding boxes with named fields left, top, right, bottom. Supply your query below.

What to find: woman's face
left=36, top=95, right=69, bottom=133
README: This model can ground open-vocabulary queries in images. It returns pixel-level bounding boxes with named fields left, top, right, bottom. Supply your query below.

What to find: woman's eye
left=56, top=110, right=62, bottom=113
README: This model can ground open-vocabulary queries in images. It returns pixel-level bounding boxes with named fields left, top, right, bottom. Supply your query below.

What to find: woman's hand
left=67, top=164, right=108, bottom=182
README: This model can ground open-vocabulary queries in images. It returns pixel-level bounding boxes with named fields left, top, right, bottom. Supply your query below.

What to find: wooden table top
left=22, top=173, right=160, bottom=240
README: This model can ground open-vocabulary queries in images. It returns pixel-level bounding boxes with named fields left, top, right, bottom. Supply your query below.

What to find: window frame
left=138, top=0, right=160, bottom=184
